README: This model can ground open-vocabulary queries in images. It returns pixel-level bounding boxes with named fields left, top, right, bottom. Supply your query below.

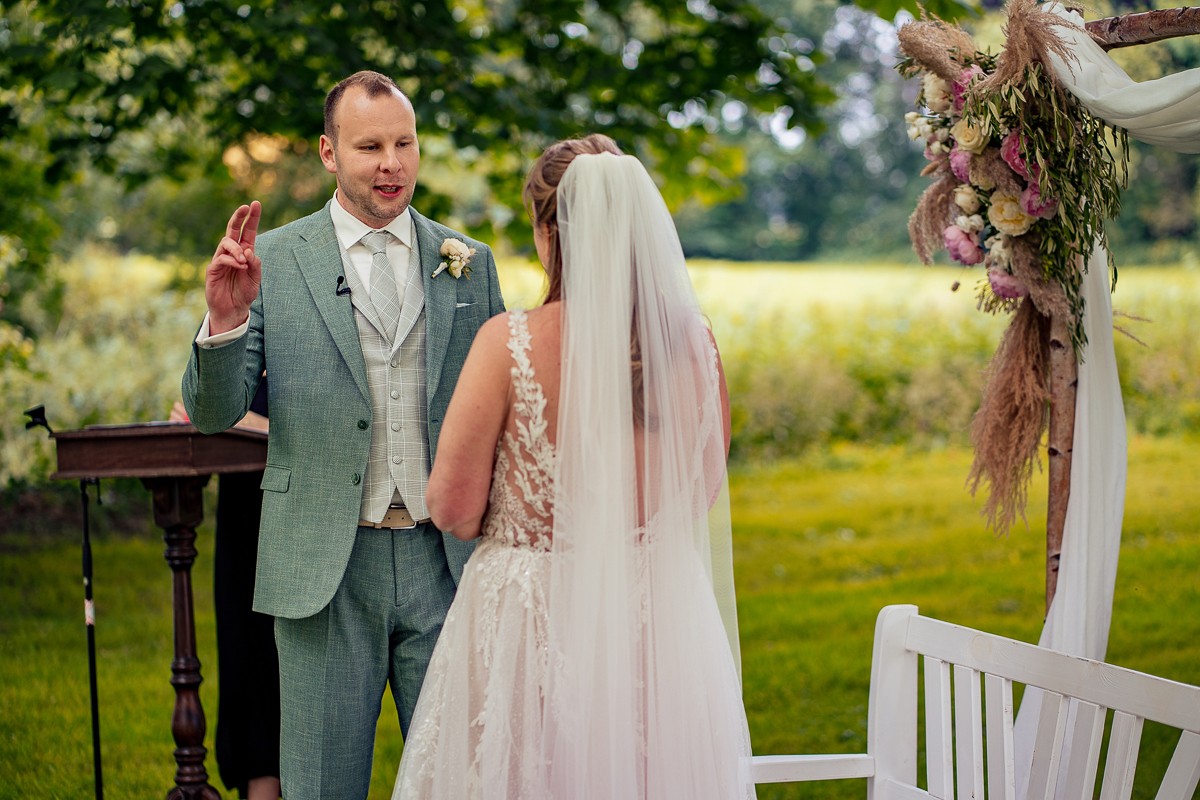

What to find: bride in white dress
left=393, top=134, right=756, bottom=799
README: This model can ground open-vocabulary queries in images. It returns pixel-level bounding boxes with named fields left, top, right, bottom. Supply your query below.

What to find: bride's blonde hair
left=522, top=134, right=623, bottom=304
left=521, top=134, right=658, bottom=423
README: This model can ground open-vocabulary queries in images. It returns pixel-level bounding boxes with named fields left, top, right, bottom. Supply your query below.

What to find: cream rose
left=987, top=192, right=1036, bottom=236
left=440, top=238, right=472, bottom=260
left=953, top=184, right=980, bottom=214
left=434, top=237, right=477, bottom=279
left=950, top=118, right=987, bottom=155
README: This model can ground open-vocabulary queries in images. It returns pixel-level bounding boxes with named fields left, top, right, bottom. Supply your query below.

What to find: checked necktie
left=361, top=229, right=401, bottom=343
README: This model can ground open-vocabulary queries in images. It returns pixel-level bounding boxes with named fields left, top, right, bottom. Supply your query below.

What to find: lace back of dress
left=482, top=309, right=555, bottom=550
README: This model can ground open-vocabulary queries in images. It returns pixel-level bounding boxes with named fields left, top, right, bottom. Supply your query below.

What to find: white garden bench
left=751, top=604, right=1200, bottom=799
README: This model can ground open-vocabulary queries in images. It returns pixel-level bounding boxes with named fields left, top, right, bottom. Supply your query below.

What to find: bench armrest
left=750, top=753, right=874, bottom=783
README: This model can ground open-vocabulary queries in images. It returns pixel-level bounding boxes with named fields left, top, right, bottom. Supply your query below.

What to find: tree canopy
left=0, top=0, right=979, bottom=338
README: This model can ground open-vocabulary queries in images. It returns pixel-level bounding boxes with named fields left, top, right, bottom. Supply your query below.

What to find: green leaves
left=855, top=0, right=980, bottom=21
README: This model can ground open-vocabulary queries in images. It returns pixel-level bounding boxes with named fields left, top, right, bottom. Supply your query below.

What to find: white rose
left=953, top=184, right=980, bottom=214
left=955, top=213, right=984, bottom=234
left=950, top=118, right=987, bottom=154
left=985, top=234, right=1014, bottom=269
left=923, top=74, right=952, bottom=114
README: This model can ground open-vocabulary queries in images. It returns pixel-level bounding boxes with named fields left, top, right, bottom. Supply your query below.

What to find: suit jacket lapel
left=295, top=205, right=371, bottom=401
left=413, top=210, right=455, bottom=402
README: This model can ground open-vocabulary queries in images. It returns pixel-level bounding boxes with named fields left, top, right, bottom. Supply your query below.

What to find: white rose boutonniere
left=433, top=238, right=476, bottom=279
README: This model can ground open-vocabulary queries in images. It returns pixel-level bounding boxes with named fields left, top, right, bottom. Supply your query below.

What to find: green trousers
left=274, top=523, right=456, bottom=799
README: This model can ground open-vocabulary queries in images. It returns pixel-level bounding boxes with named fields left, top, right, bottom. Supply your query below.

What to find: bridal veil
left=542, top=152, right=755, bottom=799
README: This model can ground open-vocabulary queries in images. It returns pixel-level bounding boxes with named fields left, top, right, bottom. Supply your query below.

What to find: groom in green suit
left=183, top=71, right=504, bottom=799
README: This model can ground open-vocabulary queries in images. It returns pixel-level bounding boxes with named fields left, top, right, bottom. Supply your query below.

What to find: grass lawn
left=1, top=436, right=1196, bottom=799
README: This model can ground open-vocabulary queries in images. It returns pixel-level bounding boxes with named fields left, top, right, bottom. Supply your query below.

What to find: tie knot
left=362, top=230, right=390, bottom=255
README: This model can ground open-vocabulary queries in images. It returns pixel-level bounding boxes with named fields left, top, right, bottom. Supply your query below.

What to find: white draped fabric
left=1014, top=6, right=1200, bottom=795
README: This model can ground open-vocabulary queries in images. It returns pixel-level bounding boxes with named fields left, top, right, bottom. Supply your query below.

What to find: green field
left=2, top=436, right=1197, bottom=799
left=2, top=257, right=1199, bottom=797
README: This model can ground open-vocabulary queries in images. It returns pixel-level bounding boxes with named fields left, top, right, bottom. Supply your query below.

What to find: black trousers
left=214, top=471, right=280, bottom=798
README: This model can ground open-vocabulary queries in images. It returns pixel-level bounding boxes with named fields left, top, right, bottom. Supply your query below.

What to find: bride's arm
left=427, top=314, right=512, bottom=540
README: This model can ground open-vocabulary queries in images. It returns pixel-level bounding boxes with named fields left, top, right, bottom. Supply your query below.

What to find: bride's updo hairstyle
left=522, top=134, right=622, bottom=304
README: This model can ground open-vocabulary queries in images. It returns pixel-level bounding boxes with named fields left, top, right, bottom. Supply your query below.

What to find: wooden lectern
left=52, top=422, right=268, bottom=800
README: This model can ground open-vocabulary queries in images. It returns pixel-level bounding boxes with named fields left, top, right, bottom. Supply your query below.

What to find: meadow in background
left=5, top=251, right=1200, bottom=484
left=2, top=252, right=1199, bottom=798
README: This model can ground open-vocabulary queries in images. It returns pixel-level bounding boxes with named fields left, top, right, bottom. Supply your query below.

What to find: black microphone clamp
left=336, top=275, right=352, bottom=296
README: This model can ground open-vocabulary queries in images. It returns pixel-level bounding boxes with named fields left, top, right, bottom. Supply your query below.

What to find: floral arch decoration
left=898, top=0, right=1130, bottom=536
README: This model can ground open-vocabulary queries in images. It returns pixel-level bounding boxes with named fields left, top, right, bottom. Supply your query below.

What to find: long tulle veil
left=541, top=153, right=755, bottom=799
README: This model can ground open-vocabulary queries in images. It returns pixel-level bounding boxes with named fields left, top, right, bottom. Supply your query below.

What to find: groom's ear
left=319, top=134, right=337, bottom=174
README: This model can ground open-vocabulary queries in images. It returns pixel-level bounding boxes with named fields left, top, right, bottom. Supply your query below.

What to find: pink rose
left=949, top=146, right=973, bottom=183
left=1000, top=131, right=1041, bottom=182
left=944, top=225, right=983, bottom=265
left=1020, top=184, right=1058, bottom=220
left=953, top=65, right=985, bottom=112
left=988, top=268, right=1028, bottom=300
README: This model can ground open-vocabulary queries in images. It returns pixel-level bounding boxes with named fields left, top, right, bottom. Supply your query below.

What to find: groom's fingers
left=223, top=201, right=262, bottom=250
left=238, top=200, right=262, bottom=248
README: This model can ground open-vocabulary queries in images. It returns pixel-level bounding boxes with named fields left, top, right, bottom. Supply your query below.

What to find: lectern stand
left=52, top=422, right=268, bottom=800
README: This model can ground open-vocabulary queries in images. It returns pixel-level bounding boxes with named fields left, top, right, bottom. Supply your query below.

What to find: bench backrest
left=750, top=604, right=1200, bottom=800
left=869, top=604, right=1200, bottom=800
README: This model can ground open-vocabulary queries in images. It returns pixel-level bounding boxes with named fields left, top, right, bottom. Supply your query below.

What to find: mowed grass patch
left=735, top=435, right=1200, bottom=799
left=3, top=435, right=1197, bottom=798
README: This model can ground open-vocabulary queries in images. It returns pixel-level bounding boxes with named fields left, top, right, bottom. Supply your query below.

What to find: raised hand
left=206, top=201, right=263, bottom=334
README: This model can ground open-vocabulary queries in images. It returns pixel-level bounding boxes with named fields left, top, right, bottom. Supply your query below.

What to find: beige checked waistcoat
left=339, top=222, right=432, bottom=523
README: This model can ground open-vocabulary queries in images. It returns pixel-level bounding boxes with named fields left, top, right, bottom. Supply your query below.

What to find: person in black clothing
left=173, top=376, right=279, bottom=799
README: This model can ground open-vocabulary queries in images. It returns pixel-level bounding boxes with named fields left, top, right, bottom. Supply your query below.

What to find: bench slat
left=1026, top=690, right=1069, bottom=800
left=924, top=656, right=954, bottom=798
left=1059, top=700, right=1106, bottom=800
left=1155, top=729, right=1200, bottom=800
left=1098, top=711, right=1143, bottom=800
left=954, top=664, right=984, bottom=799
left=984, top=673, right=1016, bottom=800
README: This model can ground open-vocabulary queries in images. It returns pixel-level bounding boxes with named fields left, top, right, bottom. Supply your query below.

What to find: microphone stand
left=80, top=477, right=104, bottom=800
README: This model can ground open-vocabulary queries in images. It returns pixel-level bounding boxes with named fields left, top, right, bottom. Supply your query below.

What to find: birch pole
left=1040, top=9, right=1200, bottom=612
left=1045, top=311, right=1077, bottom=615
left=1085, top=7, right=1200, bottom=50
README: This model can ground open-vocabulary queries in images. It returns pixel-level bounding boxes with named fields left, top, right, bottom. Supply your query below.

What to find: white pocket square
left=455, top=302, right=473, bottom=308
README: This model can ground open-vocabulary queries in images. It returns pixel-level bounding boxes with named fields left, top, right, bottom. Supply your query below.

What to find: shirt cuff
left=196, top=313, right=250, bottom=348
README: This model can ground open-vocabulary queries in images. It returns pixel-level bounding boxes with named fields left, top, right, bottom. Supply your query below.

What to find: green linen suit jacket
left=182, top=202, right=505, bottom=619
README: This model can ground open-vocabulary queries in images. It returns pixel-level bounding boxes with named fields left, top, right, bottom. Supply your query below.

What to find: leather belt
left=359, top=506, right=430, bottom=530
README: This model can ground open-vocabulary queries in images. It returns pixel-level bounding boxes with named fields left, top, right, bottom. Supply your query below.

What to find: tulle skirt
left=392, top=536, right=756, bottom=800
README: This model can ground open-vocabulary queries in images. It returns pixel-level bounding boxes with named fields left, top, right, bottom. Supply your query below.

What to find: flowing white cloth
left=1012, top=6, right=1200, bottom=795
left=1044, top=4, right=1200, bottom=153
left=1013, top=241, right=1127, bottom=797
left=393, top=154, right=754, bottom=799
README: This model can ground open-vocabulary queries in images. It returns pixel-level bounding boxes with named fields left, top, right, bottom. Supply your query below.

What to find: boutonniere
left=432, top=238, right=476, bottom=279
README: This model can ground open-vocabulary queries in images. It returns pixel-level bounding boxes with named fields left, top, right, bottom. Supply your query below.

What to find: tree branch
left=1084, top=7, right=1200, bottom=51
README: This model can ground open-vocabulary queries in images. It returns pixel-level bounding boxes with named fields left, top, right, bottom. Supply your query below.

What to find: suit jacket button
left=351, top=473, right=361, bottom=485
left=357, top=419, right=369, bottom=430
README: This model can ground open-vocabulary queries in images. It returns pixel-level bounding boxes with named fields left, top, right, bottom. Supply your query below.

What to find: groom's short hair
left=324, top=71, right=407, bottom=142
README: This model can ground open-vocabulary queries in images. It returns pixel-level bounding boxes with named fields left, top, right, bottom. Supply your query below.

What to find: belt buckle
left=382, top=506, right=417, bottom=529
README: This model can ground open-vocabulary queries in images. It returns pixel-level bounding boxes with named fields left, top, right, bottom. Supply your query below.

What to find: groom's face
left=320, top=85, right=421, bottom=229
